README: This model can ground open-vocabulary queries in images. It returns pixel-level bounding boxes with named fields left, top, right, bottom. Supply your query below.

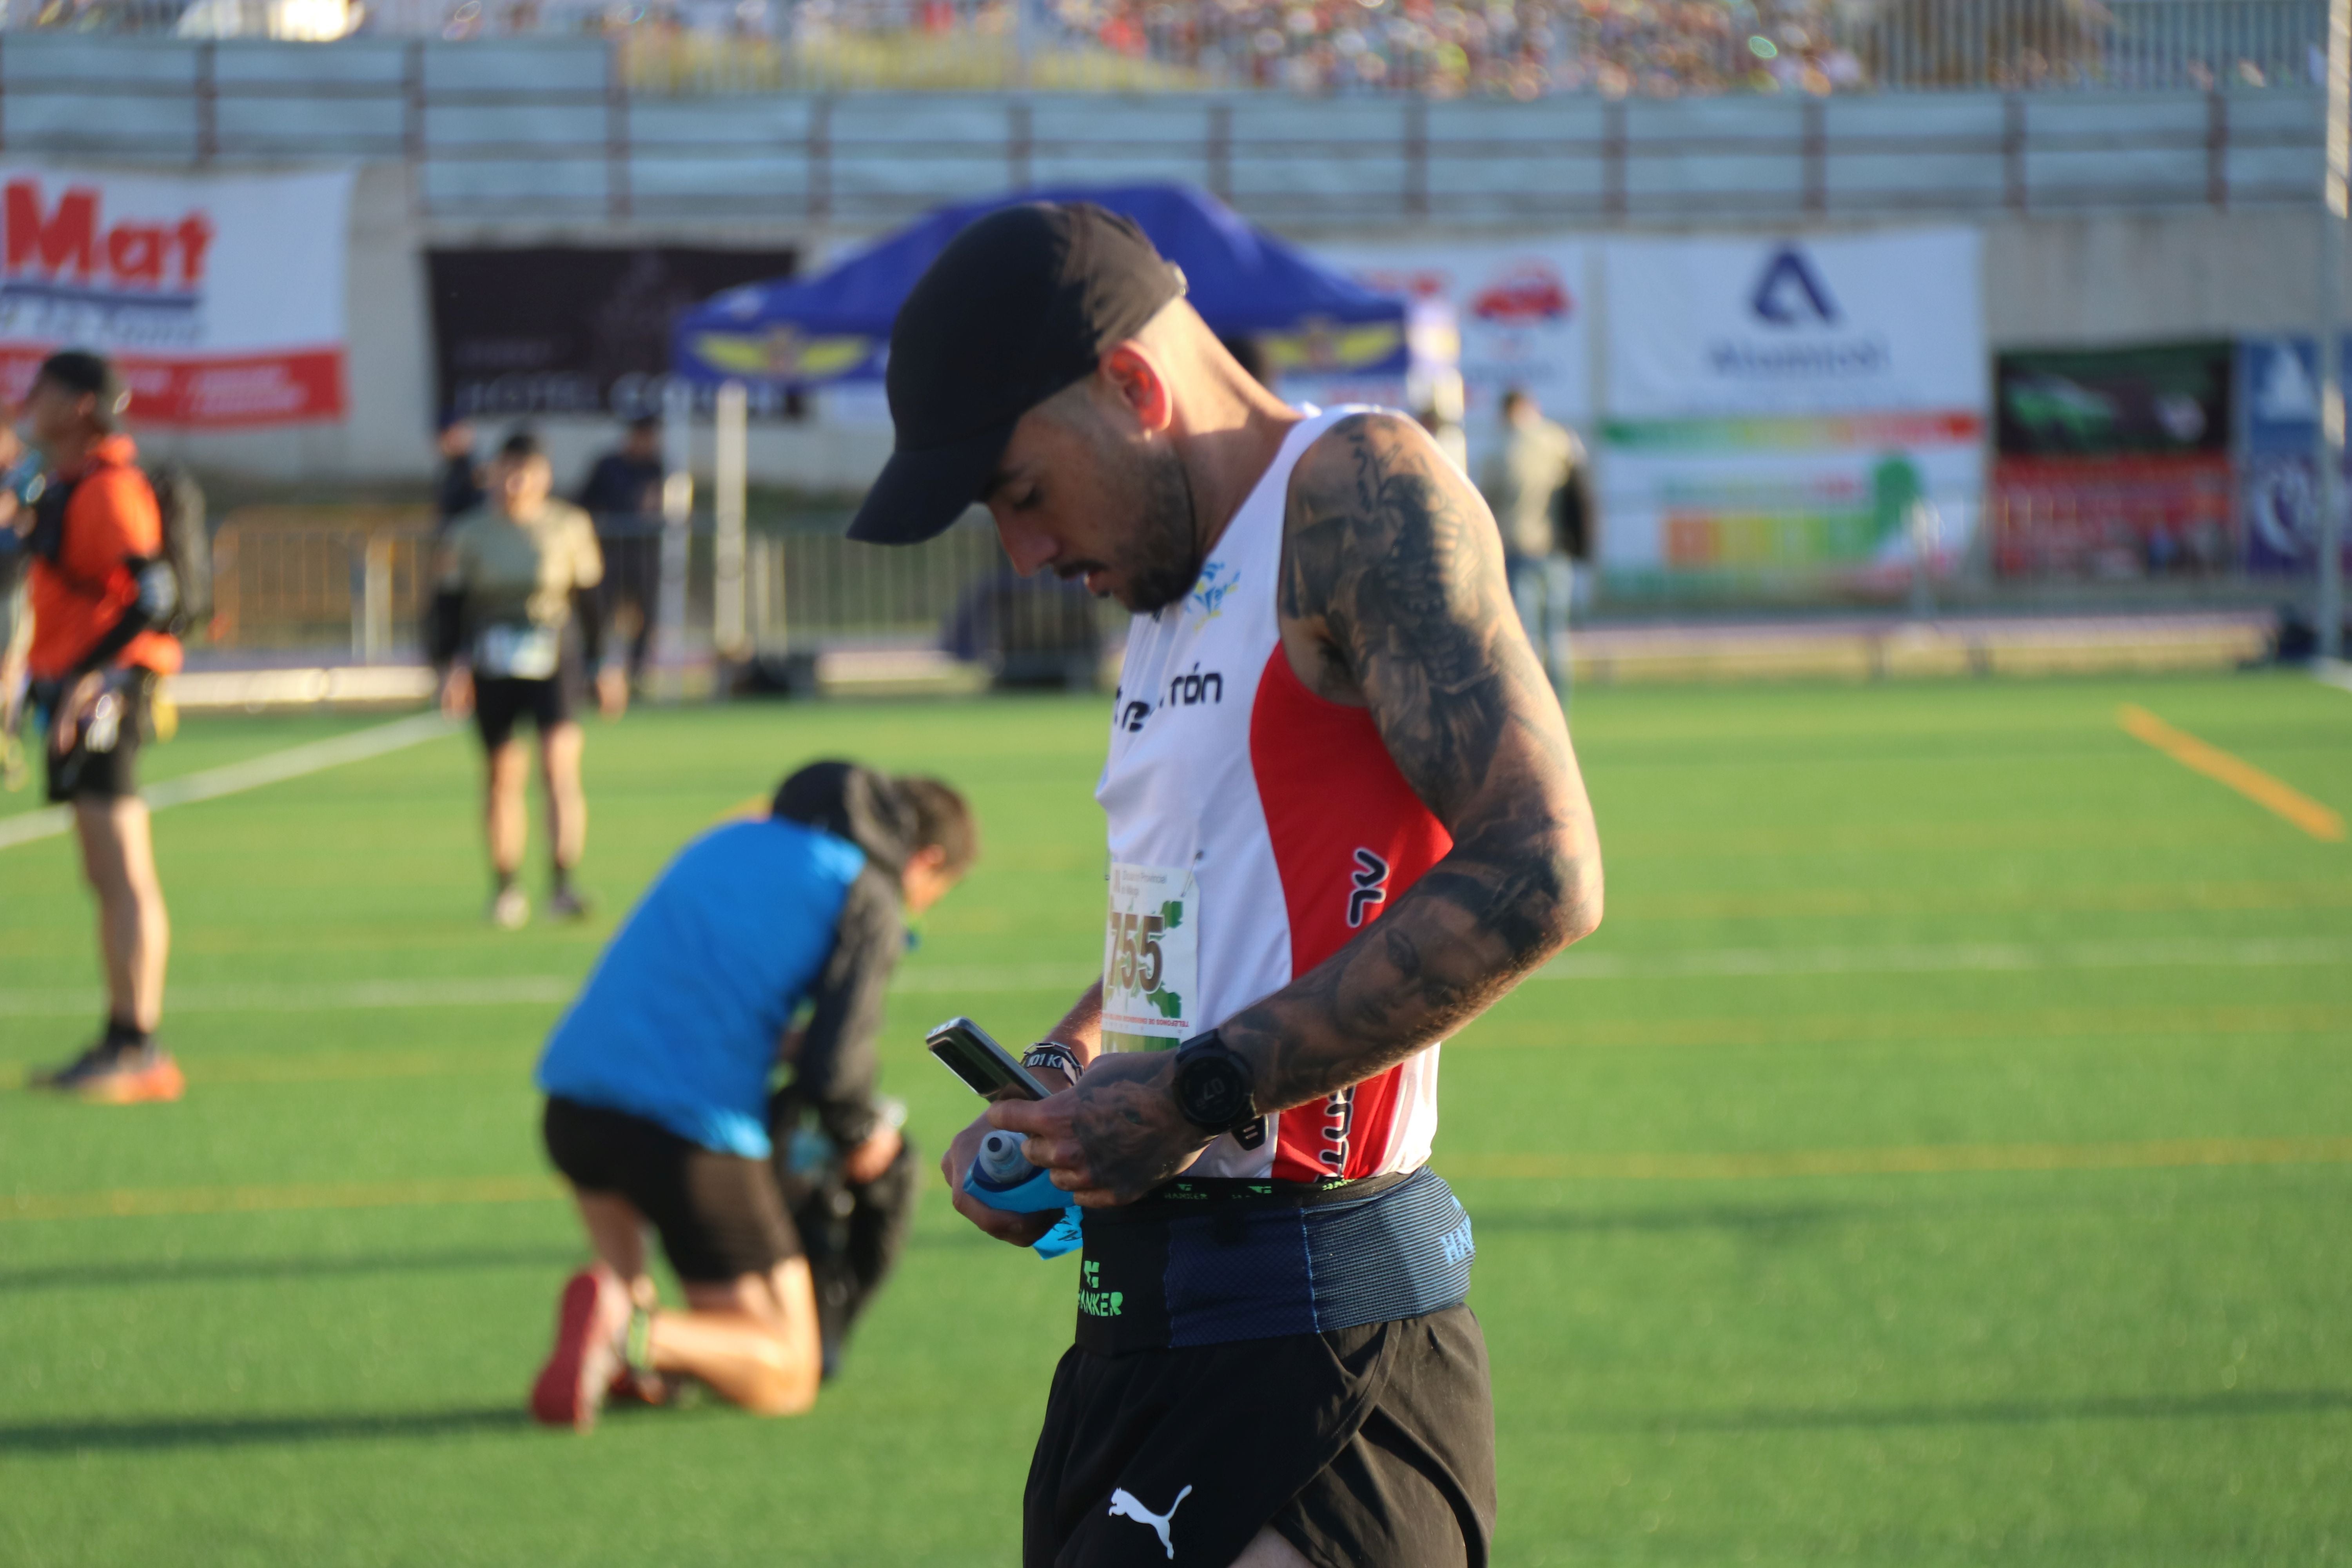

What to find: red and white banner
left=0, top=165, right=352, bottom=428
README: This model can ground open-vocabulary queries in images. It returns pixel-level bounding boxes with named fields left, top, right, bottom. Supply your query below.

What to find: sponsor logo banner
left=1597, top=230, right=1986, bottom=593
left=2236, top=336, right=2352, bottom=576
left=1987, top=341, right=2239, bottom=581
left=1305, top=239, right=1592, bottom=464
left=0, top=164, right=351, bottom=427
left=430, top=246, right=799, bottom=421
left=1604, top=230, right=1984, bottom=419
left=1599, top=433, right=1984, bottom=591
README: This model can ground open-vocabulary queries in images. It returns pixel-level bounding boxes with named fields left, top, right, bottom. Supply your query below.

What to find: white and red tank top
left=1096, top=407, right=1452, bottom=1183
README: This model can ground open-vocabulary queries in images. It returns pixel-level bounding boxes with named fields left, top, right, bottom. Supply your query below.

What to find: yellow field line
left=2117, top=705, right=2345, bottom=842
left=1443, top=1136, right=2352, bottom=1183
left=0, top=1175, right=564, bottom=1224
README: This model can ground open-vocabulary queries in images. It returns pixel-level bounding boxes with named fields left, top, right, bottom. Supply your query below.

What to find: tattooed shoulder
left=1277, top=410, right=1556, bottom=814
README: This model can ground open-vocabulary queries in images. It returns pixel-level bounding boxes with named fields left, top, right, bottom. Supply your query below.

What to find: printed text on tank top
left=1096, top=406, right=1452, bottom=1183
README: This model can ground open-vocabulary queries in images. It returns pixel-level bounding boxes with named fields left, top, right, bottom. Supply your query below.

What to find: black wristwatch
left=1171, top=1028, right=1258, bottom=1135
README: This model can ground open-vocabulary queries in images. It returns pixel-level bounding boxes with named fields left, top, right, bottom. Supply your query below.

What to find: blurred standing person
left=19, top=350, right=185, bottom=1103
left=2, top=423, right=41, bottom=789
left=1479, top=387, right=1583, bottom=693
left=434, top=414, right=485, bottom=530
left=575, top=413, right=666, bottom=693
left=430, top=430, right=626, bottom=929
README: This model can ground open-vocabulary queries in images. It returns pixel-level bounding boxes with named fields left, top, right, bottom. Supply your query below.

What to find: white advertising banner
left=1597, top=229, right=1987, bottom=593
left=1304, top=239, right=1592, bottom=458
left=0, top=164, right=352, bottom=426
left=1604, top=229, right=1985, bottom=419
left=1595, top=417, right=1984, bottom=588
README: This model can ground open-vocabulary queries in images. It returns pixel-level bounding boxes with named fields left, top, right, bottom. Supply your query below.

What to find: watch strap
left=1022, top=1042, right=1085, bottom=1080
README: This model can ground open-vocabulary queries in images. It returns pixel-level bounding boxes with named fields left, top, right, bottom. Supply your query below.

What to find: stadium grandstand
left=4, top=0, right=2328, bottom=99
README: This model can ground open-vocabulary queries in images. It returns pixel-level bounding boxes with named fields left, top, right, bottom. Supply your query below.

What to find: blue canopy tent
left=671, top=182, right=1419, bottom=391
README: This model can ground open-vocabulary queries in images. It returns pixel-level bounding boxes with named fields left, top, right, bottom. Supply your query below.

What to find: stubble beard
left=1113, top=442, right=1203, bottom=615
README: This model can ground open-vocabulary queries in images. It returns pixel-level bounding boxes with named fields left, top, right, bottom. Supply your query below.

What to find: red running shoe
left=30, top=1042, right=185, bottom=1104
left=530, top=1269, right=624, bottom=1432
left=606, top=1366, right=672, bottom=1408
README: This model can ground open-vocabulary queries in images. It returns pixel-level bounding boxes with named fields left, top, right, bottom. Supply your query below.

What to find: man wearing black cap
left=18, top=350, right=187, bottom=1103
left=875, top=204, right=1605, bottom=1568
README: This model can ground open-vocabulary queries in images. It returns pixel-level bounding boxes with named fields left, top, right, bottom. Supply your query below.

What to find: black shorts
left=472, top=668, right=575, bottom=751
left=598, top=534, right=661, bottom=612
left=35, top=670, right=151, bottom=804
left=1024, top=1305, right=1496, bottom=1568
left=542, top=1096, right=802, bottom=1284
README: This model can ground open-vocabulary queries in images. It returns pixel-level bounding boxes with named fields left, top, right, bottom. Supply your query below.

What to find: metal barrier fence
left=201, top=503, right=2299, bottom=664
left=206, top=513, right=1116, bottom=684
left=0, top=36, right=2321, bottom=225
left=209, top=508, right=436, bottom=655
left=6, top=0, right=2325, bottom=99
left=748, top=520, right=1120, bottom=682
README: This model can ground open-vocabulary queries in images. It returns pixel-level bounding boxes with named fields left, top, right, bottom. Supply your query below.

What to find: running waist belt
left=1071, top=1165, right=1475, bottom=1354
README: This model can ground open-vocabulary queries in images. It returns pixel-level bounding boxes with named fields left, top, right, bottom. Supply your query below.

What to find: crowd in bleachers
left=783, top=0, right=1872, bottom=97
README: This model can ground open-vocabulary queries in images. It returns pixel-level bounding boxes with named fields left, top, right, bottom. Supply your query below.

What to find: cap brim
left=847, top=419, right=1017, bottom=544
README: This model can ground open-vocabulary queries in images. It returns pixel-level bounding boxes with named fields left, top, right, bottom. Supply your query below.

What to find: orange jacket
left=27, top=435, right=183, bottom=681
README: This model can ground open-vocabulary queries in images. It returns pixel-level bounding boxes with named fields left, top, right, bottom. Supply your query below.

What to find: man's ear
left=903, top=843, right=950, bottom=889
left=1100, top=342, right=1174, bottom=435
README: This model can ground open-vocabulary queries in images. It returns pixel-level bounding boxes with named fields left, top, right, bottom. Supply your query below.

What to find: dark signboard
left=1988, top=342, right=2239, bottom=580
left=1995, top=341, right=2232, bottom=458
left=428, top=246, right=797, bottom=421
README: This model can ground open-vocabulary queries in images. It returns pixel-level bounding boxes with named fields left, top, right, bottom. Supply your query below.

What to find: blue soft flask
left=964, top=1129, right=1083, bottom=1259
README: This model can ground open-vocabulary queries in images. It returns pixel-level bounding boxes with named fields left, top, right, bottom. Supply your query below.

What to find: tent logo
left=1749, top=245, right=1838, bottom=327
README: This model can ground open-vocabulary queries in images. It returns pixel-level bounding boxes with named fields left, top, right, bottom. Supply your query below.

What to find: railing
left=203, top=511, right=1123, bottom=685
left=5, top=0, right=2326, bottom=99
left=748, top=519, right=1120, bottom=683
left=209, top=509, right=437, bottom=653
left=0, top=37, right=2321, bottom=225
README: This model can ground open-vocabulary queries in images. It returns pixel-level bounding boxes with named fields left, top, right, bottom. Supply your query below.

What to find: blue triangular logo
left=1750, top=245, right=1839, bottom=326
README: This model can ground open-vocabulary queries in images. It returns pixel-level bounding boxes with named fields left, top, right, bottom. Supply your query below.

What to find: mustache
left=1053, top=561, right=1108, bottom=581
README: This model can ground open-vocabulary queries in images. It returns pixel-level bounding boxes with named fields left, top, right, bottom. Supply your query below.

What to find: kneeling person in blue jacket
left=528, top=760, right=976, bottom=1430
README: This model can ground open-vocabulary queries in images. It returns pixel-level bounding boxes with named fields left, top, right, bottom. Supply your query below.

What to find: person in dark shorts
left=854, top=206, right=1604, bottom=1566
left=527, top=761, right=976, bottom=1430
left=574, top=413, right=667, bottom=691
left=18, top=350, right=188, bottom=1105
left=428, top=430, right=627, bottom=928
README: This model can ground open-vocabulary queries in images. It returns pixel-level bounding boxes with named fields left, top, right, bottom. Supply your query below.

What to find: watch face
left=1180, top=1058, right=1248, bottom=1129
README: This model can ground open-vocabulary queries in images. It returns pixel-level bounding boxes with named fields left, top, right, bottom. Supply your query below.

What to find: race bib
left=475, top=623, right=560, bottom=680
left=1100, top=862, right=1199, bottom=1053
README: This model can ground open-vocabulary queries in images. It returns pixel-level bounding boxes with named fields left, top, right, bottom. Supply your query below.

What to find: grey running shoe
left=547, top=888, right=593, bottom=922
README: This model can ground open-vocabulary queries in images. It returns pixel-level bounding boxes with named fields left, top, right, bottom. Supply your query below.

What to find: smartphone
left=926, top=1016, right=1053, bottom=1102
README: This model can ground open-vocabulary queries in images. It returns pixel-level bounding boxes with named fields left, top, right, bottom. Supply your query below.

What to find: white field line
left=0, top=712, right=456, bottom=854
left=2, top=936, right=2345, bottom=1019
left=1530, top=935, right=2352, bottom=982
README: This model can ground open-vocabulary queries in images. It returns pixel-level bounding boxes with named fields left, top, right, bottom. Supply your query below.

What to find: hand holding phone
left=925, top=1016, right=1054, bottom=1102
left=927, top=1016, right=1083, bottom=1259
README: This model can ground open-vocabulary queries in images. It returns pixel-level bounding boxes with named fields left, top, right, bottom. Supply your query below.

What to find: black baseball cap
left=848, top=202, right=1186, bottom=545
left=34, top=349, right=129, bottom=428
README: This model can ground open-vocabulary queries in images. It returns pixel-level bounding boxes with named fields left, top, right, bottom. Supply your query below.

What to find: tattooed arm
left=995, top=412, right=1602, bottom=1205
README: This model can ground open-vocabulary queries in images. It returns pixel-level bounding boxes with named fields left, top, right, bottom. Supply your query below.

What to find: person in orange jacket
left=20, top=349, right=185, bottom=1105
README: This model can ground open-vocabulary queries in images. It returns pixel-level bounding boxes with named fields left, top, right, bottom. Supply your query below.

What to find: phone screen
left=925, top=1017, right=1051, bottom=1102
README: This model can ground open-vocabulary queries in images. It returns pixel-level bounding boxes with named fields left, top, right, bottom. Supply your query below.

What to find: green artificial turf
left=1, top=673, right=2347, bottom=1566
